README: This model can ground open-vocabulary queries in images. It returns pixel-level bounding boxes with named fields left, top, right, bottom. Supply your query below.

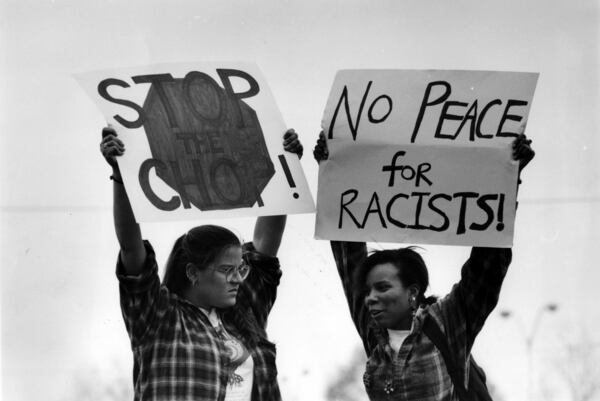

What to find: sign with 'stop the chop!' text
left=76, top=62, right=315, bottom=223
left=316, top=69, right=538, bottom=247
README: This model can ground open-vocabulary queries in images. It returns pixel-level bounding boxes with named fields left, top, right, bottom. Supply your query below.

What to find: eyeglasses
left=213, top=262, right=251, bottom=282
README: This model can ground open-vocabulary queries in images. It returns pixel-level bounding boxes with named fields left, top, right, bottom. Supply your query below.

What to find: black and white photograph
left=2, top=1, right=599, bottom=400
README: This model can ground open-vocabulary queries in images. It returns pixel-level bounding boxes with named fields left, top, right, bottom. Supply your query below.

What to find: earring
left=409, top=296, right=417, bottom=315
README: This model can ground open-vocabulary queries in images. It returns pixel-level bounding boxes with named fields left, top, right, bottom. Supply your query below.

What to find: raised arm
left=100, top=126, right=146, bottom=275
left=436, top=128, right=535, bottom=349
left=252, top=129, right=303, bottom=256
left=330, top=241, right=371, bottom=350
left=313, top=131, right=373, bottom=351
left=253, top=215, right=287, bottom=257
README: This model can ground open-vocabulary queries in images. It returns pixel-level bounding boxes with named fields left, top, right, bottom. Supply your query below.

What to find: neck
left=182, top=288, right=210, bottom=310
left=388, top=326, right=410, bottom=332
left=388, top=315, right=413, bottom=331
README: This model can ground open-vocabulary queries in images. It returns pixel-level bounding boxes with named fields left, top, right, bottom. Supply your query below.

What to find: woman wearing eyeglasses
left=100, top=126, right=303, bottom=401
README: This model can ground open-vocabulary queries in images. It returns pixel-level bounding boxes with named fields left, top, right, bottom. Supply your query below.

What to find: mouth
left=228, top=288, right=239, bottom=295
left=370, top=309, right=384, bottom=319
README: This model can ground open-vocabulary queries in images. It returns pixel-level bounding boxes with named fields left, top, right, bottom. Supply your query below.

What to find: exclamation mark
left=496, top=194, right=505, bottom=231
left=278, top=155, right=299, bottom=199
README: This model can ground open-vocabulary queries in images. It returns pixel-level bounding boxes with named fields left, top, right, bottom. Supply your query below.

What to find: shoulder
left=414, top=302, right=447, bottom=334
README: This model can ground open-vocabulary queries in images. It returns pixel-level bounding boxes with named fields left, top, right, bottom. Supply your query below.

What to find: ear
left=186, top=263, right=197, bottom=284
left=407, top=284, right=420, bottom=301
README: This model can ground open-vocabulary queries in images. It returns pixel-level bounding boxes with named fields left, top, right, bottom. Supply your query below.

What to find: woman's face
left=364, top=263, right=415, bottom=330
left=192, top=245, right=244, bottom=309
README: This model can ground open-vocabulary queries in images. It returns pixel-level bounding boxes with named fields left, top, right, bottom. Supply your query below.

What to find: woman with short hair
left=313, top=130, right=534, bottom=400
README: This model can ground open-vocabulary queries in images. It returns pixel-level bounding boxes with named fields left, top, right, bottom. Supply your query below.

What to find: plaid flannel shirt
left=331, top=241, right=512, bottom=401
left=117, top=240, right=282, bottom=401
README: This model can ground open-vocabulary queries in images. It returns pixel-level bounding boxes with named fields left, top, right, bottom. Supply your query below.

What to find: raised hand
left=100, top=125, right=125, bottom=170
left=512, top=124, right=535, bottom=172
left=312, top=130, right=329, bottom=163
left=283, top=128, right=303, bottom=159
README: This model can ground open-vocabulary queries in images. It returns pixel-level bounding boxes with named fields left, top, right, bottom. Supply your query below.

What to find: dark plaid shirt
left=331, top=241, right=512, bottom=401
left=117, top=240, right=281, bottom=401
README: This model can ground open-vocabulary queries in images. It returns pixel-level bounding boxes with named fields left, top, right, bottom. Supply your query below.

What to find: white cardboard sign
left=316, top=70, right=538, bottom=246
left=76, top=62, right=315, bottom=222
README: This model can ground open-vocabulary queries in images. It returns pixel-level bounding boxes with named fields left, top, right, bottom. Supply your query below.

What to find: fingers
left=513, top=147, right=534, bottom=164
left=510, top=130, right=535, bottom=172
left=283, top=128, right=298, bottom=144
left=283, top=128, right=303, bottom=158
left=102, top=125, right=117, bottom=139
left=100, top=131, right=125, bottom=152
left=511, top=133, right=530, bottom=147
left=511, top=135, right=533, bottom=161
left=100, top=126, right=125, bottom=167
left=313, top=130, right=329, bottom=162
left=512, top=119, right=529, bottom=150
left=100, top=140, right=125, bottom=157
left=512, top=120, right=532, bottom=160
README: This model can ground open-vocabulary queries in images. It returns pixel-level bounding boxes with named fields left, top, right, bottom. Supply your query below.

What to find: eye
left=373, top=283, right=391, bottom=292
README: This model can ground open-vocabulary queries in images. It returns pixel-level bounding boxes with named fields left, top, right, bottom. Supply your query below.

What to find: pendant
left=383, top=377, right=395, bottom=394
left=228, top=372, right=244, bottom=387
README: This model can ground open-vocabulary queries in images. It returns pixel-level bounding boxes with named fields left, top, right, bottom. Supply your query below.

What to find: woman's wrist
left=111, top=167, right=123, bottom=183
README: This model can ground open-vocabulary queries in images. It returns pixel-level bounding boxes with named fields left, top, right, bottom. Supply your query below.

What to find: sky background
left=1, top=1, right=599, bottom=400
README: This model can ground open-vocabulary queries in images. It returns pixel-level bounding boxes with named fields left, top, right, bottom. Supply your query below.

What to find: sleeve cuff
left=243, top=241, right=280, bottom=270
left=116, top=240, right=160, bottom=293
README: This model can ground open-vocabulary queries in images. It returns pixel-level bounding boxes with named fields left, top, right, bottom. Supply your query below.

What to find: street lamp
left=500, top=303, right=558, bottom=401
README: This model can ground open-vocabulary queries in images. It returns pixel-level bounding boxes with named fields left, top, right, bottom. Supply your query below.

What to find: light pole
left=500, top=303, right=558, bottom=401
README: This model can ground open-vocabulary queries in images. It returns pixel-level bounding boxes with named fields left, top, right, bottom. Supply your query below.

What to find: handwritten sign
left=76, top=62, right=314, bottom=222
left=316, top=70, right=538, bottom=246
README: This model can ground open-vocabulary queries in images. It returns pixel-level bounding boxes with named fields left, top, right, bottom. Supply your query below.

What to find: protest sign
left=76, top=62, right=315, bottom=222
left=316, top=70, right=538, bottom=246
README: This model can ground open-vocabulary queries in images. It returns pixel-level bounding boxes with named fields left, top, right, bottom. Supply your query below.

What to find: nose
left=364, top=289, right=377, bottom=307
left=228, top=270, right=244, bottom=284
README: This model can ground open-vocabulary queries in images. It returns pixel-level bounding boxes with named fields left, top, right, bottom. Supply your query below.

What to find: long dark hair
left=163, top=225, right=241, bottom=297
left=162, top=225, right=264, bottom=346
left=355, top=247, right=437, bottom=306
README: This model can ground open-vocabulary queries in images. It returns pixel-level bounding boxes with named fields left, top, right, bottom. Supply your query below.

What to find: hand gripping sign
left=76, top=63, right=314, bottom=222
left=316, top=70, right=538, bottom=247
